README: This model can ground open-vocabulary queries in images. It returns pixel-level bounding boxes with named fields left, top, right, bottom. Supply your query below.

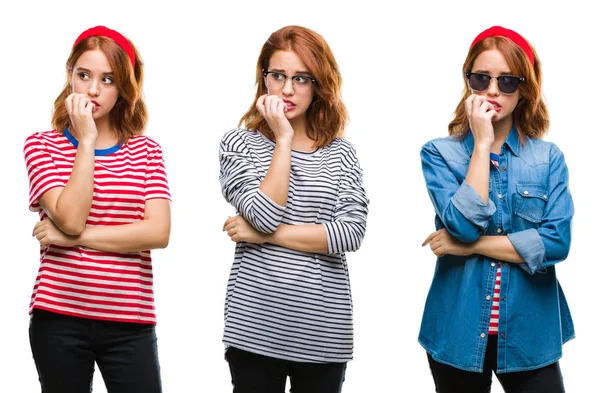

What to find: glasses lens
left=265, top=73, right=285, bottom=91
left=468, top=73, right=490, bottom=91
left=497, top=76, right=521, bottom=94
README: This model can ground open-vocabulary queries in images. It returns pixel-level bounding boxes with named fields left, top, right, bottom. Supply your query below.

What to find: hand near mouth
left=65, top=93, right=98, bottom=143
left=465, top=94, right=497, bottom=147
left=256, top=94, right=294, bottom=143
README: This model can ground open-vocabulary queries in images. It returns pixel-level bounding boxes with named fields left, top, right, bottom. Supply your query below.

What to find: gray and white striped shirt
left=219, top=128, right=369, bottom=363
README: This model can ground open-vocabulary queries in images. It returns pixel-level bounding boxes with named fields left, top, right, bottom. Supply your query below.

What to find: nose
left=88, top=79, right=100, bottom=97
left=282, top=77, right=295, bottom=96
left=486, top=77, right=500, bottom=97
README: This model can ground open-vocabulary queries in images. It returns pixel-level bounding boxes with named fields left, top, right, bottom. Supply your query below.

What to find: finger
left=431, top=239, right=443, bottom=251
left=256, top=94, right=268, bottom=117
left=65, top=94, right=74, bottom=115
left=227, top=228, right=238, bottom=238
left=484, top=103, right=498, bottom=120
left=224, top=221, right=237, bottom=233
left=471, top=95, right=485, bottom=111
left=32, top=224, right=44, bottom=237
left=422, top=230, right=441, bottom=246
left=222, top=216, right=233, bottom=231
left=78, top=95, right=91, bottom=115
left=35, top=230, right=45, bottom=241
left=32, top=221, right=44, bottom=235
left=39, top=234, right=51, bottom=247
left=464, top=95, right=475, bottom=117
left=276, top=99, right=287, bottom=116
left=268, top=96, right=281, bottom=117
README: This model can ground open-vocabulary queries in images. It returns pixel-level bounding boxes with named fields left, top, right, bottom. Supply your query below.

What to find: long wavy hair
left=449, top=36, right=549, bottom=144
left=51, top=34, right=147, bottom=143
left=239, top=25, right=348, bottom=148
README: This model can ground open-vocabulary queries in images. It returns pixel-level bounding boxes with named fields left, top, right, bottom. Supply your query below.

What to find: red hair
left=51, top=35, right=147, bottom=143
left=449, top=36, right=549, bottom=143
left=239, top=25, right=348, bottom=148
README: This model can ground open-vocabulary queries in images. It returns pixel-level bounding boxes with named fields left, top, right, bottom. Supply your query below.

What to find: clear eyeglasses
left=263, top=71, right=316, bottom=93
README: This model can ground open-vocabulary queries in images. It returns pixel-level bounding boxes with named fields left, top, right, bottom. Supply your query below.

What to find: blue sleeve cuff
left=451, top=182, right=497, bottom=228
left=507, top=229, right=546, bottom=275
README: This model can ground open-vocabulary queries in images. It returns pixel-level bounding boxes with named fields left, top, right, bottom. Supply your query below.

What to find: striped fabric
left=488, top=265, right=501, bottom=334
left=219, top=128, right=369, bottom=363
left=488, top=153, right=501, bottom=334
left=24, top=129, right=170, bottom=324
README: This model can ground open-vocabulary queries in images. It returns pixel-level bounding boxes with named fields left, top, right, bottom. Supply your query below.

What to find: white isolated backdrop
left=0, top=1, right=596, bottom=392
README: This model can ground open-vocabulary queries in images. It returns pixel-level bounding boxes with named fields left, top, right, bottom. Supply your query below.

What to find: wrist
left=72, top=228, right=86, bottom=247
left=78, top=138, right=96, bottom=149
left=469, top=237, right=481, bottom=255
left=274, top=133, right=293, bottom=145
left=261, top=231, right=275, bottom=244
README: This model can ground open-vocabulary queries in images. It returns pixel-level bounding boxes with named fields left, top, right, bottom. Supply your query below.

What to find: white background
left=0, top=1, right=596, bottom=392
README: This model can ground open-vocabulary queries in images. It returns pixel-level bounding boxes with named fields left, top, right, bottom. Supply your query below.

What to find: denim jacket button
left=501, top=333, right=506, bottom=339
left=491, top=262, right=496, bottom=267
left=524, top=190, right=529, bottom=195
left=480, top=333, right=486, bottom=338
left=486, top=295, right=491, bottom=300
left=496, top=228, right=502, bottom=233
left=502, top=296, right=507, bottom=301
left=497, top=193, right=503, bottom=199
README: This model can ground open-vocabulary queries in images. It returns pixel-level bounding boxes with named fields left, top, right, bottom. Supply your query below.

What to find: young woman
left=25, top=26, right=171, bottom=393
left=219, top=25, right=369, bottom=393
left=420, top=26, right=574, bottom=393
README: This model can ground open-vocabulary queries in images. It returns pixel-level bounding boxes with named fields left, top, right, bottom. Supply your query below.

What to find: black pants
left=226, top=346, right=347, bottom=393
left=427, top=335, right=565, bottom=393
left=29, top=309, right=162, bottom=393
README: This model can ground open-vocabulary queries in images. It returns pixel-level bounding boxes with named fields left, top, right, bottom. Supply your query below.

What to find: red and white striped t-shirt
left=24, top=129, right=171, bottom=325
left=488, top=153, right=501, bottom=335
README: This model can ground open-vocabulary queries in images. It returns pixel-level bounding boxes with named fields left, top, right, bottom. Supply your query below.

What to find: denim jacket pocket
left=515, top=183, right=548, bottom=223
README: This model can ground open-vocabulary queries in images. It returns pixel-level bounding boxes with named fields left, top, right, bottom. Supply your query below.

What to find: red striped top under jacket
left=24, top=129, right=171, bottom=324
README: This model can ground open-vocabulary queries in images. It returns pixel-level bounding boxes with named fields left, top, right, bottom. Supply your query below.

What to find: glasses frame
left=262, top=70, right=316, bottom=92
left=465, top=72, right=525, bottom=95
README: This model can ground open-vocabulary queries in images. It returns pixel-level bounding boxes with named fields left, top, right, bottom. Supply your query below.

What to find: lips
left=487, top=100, right=502, bottom=112
left=282, top=99, right=296, bottom=110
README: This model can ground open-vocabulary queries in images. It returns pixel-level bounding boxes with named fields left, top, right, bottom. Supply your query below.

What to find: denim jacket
left=418, top=126, right=575, bottom=373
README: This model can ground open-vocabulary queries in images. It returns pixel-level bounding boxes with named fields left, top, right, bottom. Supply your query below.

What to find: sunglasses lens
left=468, top=73, right=490, bottom=91
left=498, top=76, right=521, bottom=94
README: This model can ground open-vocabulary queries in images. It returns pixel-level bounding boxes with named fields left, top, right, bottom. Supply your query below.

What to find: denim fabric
left=419, top=126, right=575, bottom=373
left=29, top=309, right=162, bottom=393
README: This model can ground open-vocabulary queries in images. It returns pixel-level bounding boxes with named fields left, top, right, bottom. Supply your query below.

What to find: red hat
left=470, top=26, right=534, bottom=66
left=73, top=26, right=136, bottom=67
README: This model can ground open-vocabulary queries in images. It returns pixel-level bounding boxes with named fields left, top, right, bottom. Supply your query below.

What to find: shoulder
left=24, top=130, right=60, bottom=145
left=422, top=135, right=462, bottom=151
left=522, top=137, right=563, bottom=164
left=220, top=128, right=265, bottom=151
left=24, top=130, right=64, bottom=154
left=126, top=135, right=164, bottom=153
left=421, top=135, right=467, bottom=162
left=324, top=137, right=359, bottom=158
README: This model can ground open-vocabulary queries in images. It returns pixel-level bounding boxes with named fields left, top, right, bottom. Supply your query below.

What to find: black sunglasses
left=465, top=72, right=525, bottom=95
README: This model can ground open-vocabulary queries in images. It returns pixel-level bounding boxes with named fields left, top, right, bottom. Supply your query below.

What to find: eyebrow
left=75, top=67, right=114, bottom=75
left=472, top=69, right=515, bottom=76
left=268, top=68, right=312, bottom=76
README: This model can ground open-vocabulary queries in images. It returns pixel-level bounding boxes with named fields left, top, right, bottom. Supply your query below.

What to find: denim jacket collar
left=463, top=124, right=521, bottom=157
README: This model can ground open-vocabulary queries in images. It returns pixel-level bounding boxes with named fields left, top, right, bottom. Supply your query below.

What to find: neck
left=288, top=116, right=316, bottom=152
left=93, top=116, right=120, bottom=149
left=491, top=115, right=513, bottom=153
